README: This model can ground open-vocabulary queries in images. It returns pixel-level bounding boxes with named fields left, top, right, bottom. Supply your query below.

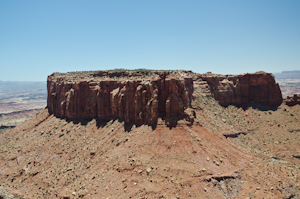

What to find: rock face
left=47, top=70, right=282, bottom=126
left=195, top=71, right=282, bottom=107
left=47, top=71, right=194, bottom=126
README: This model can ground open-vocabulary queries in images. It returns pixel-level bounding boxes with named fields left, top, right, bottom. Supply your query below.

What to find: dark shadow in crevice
left=124, top=122, right=134, bottom=132
left=151, top=123, right=157, bottom=131
left=95, top=118, right=110, bottom=128
left=163, top=117, right=180, bottom=129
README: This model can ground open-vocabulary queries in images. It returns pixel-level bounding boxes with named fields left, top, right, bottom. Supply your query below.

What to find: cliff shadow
left=65, top=117, right=94, bottom=126
left=121, top=119, right=157, bottom=132
left=151, top=124, right=157, bottom=130
left=96, top=119, right=110, bottom=128
left=232, top=101, right=281, bottom=111
left=124, top=121, right=134, bottom=132
left=96, top=118, right=150, bottom=132
left=54, top=116, right=159, bottom=132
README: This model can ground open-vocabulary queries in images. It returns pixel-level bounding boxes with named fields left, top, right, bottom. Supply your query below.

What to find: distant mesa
left=282, top=70, right=300, bottom=73
left=274, top=70, right=300, bottom=79
left=47, top=69, right=282, bottom=126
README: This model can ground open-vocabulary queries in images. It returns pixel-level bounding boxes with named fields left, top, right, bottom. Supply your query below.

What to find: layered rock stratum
left=47, top=70, right=282, bottom=126
left=47, top=70, right=194, bottom=126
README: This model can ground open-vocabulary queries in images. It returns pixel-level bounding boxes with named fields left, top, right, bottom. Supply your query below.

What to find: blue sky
left=1, top=0, right=299, bottom=81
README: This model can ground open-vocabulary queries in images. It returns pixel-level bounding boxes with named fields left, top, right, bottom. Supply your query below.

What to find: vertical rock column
left=47, top=75, right=194, bottom=126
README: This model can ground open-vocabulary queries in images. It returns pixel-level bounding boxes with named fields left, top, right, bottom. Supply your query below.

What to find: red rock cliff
left=47, top=70, right=282, bottom=126
left=47, top=70, right=194, bottom=126
left=194, top=71, right=282, bottom=107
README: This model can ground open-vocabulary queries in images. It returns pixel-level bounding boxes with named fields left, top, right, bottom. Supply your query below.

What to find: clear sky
left=1, top=0, right=299, bottom=81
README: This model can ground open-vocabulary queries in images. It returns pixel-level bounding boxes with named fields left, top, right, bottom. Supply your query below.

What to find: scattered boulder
left=292, top=152, right=300, bottom=159
left=285, top=94, right=300, bottom=106
left=221, top=130, right=247, bottom=138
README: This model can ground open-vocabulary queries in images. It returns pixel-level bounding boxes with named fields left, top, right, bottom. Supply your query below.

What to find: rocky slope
left=0, top=109, right=252, bottom=199
left=2, top=69, right=298, bottom=199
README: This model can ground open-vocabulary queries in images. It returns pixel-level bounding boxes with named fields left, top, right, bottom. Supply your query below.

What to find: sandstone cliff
left=47, top=70, right=194, bottom=126
left=194, top=71, right=282, bottom=107
left=47, top=70, right=282, bottom=126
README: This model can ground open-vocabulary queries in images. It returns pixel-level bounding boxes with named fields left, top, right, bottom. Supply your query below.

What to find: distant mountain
left=282, top=70, right=300, bottom=73
left=0, top=81, right=46, bottom=95
left=273, top=70, right=300, bottom=79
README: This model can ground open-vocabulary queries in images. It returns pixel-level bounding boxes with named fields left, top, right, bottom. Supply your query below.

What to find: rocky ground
left=0, top=99, right=300, bottom=198
left=0, top=70, right=300, bottom=198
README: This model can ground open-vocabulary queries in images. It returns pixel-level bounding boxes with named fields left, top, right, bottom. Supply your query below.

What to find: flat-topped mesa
left=195, top=71, right=283, bottom=107
left=47, top=70, right=283, bottom=126
left=47, top=70, right=195, bottom=126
